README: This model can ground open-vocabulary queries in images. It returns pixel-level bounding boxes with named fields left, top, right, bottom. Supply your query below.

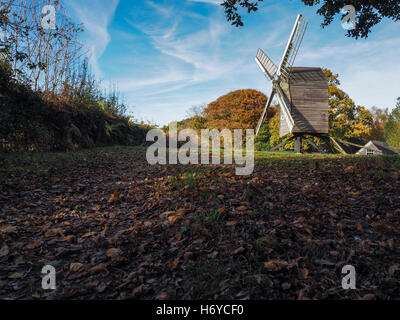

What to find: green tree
left=368, top=106, right=389, bottom=141
left=384, top=98, right=400, bottom=151
left=254, top=106, right=278, bottom=151
left=221, top=0, right=400, bottom=38
left=323, top=69, right=372, bottom=141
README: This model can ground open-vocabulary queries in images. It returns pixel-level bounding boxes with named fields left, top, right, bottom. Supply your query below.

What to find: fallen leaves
left=130, top=284, right=150, bottom=299
left=63, top=235, right=75, bottom=243
left=233, top=247, right=245, bottom=255
left=8, top=272, right=24, bottom=279
left=26, top=240, right=42, bottom=250
left=156, top=292, right=169, bottom=300
left=89, top=263, right=109, bottom=276
left=70, top=262, right=84, bottom=272
left=44, top=228, right=63, bottom=237
left=1, top=148, right=399, bottom=300
left=168, top=257, right=180, bottom=271
left=226, top=221, right=237, bottom=227
left=1, top=225, right=17, bottom=234
left=0, top=245, right=9, bottom=257
left=299, top=268, right=309, bottom=279
left=264, top=259, right=288, bottom=271
left=344, top=165, right=355, bottom=174
left=108, top=190, right=121, bottom=203
left=106, top=248, right=123, bottom=261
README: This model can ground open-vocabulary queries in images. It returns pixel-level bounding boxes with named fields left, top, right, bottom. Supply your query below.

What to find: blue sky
left=65, top=0, right=400, bottom=126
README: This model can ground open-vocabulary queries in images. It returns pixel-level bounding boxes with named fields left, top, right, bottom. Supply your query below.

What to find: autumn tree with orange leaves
left=203, top=89, right=271, bottom=130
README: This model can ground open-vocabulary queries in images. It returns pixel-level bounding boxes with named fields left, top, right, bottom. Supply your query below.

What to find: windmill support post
left=304, top=137, right=326, bottom=154
left=295, top=135, right=302, bottom=153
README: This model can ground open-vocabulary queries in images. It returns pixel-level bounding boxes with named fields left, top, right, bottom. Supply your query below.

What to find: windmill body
left=255, top=15, right=329, bottom=152
left=280, top=67, right=329, bottom=137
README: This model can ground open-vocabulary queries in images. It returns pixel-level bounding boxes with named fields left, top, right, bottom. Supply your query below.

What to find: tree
left=323, top=68, right=372, bottom=141
left=368, top=106, right=389, bottom=141
left=254, top=106, right=278, bottom=151
left=1, top=0, right=83, bottom=91
left=203, top=89, right=268, bottom=130
left=186, top=104, right=206, bottom=118
left=221, top=0, right=400, bottom=39
left=384, top=97, right=400, bottom=151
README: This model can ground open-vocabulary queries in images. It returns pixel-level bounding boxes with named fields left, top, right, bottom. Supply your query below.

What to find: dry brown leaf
left=233, top=247, right=245, bottom=255
left=299, top=268, right=309, bottom=279
left=168, top=257, right=179, bottom=271
left=226, top=221, right=237, bottom=227
left=130, top=284, right=149, bottom=298
left=64, top=235, right=75, bottom=243
left=264, top=259, right=288, bottom=271
left=156, top=292, right=169, bottom=300
left=45, top=228, right=62, bottom=237
left=89, top=263, right=109, bottom=276
left=1, top=225, right=17, bottom=234
left=70, top=263, right=84, bottom=272
left=168, top=216, right=178, bottom=223
left=344, top=165, right=355, bottom=173
left=106, top=248, right=122, bottom=260
left=8, top=272, right=24, bottom=279
left=0, top=245, right=9, bottom=257
left=26, top=240, right=42, bottom=249
left=82, top=231, right=96, bottom=238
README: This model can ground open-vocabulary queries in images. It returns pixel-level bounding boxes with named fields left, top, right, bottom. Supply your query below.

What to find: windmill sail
left=255, top=49, right=278, bottom=80
left=255, top=88, right=275, bottom=136
left=254, top=14, right=308, bottom=137
left=278, top=14, right=308, bottom=82
left=275, top=85, right=294, bottom=133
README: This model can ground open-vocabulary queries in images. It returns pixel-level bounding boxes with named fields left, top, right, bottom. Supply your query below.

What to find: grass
left=2, top=145, right=398, bottom=183
left=167, top=171, right=204, bottom=191
left=195, top=210, right=224, bottom=230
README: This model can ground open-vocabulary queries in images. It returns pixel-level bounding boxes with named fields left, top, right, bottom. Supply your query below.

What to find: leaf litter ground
left=0, top=147, right=399, bottom=299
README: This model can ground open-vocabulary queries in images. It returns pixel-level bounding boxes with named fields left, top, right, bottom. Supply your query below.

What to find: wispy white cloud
left=189, top=0, right=222, bottom=4
left=146, top=0, right=174, bottom=18
left=65, top=0, right=119, bottom=76
left=122, top=2, right=235, bottom=91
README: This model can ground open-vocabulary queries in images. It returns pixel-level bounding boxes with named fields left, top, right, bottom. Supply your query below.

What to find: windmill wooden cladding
left=288, top=67, right=329, bottom=135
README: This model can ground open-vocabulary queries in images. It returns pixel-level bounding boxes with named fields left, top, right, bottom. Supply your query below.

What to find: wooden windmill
left=255, top=14, right=330, bottom=153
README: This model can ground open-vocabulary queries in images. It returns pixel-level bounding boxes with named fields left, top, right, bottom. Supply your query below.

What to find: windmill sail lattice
left=255, top=49, right=278, bottom=81
left=278, top=14, right=308, bottom=82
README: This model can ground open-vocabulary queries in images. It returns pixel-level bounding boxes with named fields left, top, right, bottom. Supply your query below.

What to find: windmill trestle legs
left=270, top=135, right=297, bottom=152
left=271, top=134, right=333, bottom=154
